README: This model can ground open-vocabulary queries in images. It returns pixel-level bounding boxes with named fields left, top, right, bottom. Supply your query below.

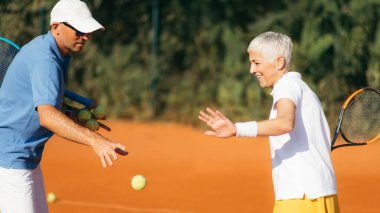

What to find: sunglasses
left=62, top=22, right=87, bottom=37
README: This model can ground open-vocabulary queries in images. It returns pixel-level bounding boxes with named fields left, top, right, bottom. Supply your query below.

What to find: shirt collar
left=46, top=31, right=71, bottom=63
left=271, top=72, right=302, bottom=95
left=281, top=71, right=301, bottom=80
left=276, top=71, right=302, bottom=84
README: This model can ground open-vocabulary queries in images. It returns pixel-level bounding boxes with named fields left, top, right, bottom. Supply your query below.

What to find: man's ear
left=51, top=23, right=61, bottom=35
left=51, top=23, right=60, bottom=29
left=276, top=56, right=286, bottom=70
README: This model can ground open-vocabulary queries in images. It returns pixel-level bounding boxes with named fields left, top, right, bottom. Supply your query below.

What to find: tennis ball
left=78, top=109, right=92, bottom=122
left=93, top=105, right=106, bottom=119
left=131, top=175, right=147, bottom=191
left=46, top=192, right=57, bottom=203
left=86, top=119, right=99, bottom=131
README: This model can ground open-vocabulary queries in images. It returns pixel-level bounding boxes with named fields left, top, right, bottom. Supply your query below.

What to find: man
left=199, top=31, right=340, bottom=212
left=0, top=0, right=126, bottom=212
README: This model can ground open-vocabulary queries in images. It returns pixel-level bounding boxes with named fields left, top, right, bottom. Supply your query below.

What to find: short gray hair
left=247, top=31, right=293, bottom=69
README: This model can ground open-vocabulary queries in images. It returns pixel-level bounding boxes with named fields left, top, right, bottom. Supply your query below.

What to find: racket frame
left=0, top=36, right=95, bottom=108
left=0, top=37, right=20, bottom=50
left=331, top=87, right=380, bottom=151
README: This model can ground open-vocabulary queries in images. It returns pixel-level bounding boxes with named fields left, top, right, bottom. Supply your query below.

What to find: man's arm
left=37, top=104, right=126, bottom=168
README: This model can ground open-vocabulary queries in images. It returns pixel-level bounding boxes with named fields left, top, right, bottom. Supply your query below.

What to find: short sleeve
left=272, top=80, right=301, bottom=107
left=30, top=61, right=62, bottom=109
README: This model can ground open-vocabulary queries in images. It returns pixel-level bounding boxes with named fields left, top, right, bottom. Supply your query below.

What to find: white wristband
left=235, top=121, right=258, bottom=137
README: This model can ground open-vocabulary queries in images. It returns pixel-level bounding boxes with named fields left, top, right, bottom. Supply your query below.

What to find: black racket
left=331, top=87, right=380, bottom=151
left=0, top=36, right=95, bottom=108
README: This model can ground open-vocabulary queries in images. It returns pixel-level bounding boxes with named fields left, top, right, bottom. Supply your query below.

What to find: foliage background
left=1, top=0, right=379, bottom=127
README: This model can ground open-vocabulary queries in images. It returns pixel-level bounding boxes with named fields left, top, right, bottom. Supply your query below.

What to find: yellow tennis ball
left=78, top=109, right=92, bottom=122
left=46, top=192, right=57, bottom=203
left=85, top=119, right=99, bottom=131
left=93, top=105, right=107, bottom=119
left=131, top=175, right=147, bottom=191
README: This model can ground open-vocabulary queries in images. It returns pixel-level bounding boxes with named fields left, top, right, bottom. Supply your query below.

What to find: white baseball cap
left=50, top=0, right=105, bottom=33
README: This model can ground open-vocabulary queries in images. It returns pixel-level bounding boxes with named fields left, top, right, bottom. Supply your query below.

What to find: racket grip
left=98, top=121, right=111, bottom=131
left=64, top=90, right=95, bottom=108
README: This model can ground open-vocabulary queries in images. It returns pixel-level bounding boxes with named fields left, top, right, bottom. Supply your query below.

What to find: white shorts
left=0, top=165, right=48, bottom=213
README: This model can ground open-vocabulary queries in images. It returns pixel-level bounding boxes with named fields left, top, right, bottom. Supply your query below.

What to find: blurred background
left=1, top=0, right=379, bottom=126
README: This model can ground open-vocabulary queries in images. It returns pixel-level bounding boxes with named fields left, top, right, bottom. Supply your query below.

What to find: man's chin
left=71, top=47, right=84, bottom=53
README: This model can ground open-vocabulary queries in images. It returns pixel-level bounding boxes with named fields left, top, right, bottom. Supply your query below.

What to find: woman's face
left=249, top=51, right=284, bottom=88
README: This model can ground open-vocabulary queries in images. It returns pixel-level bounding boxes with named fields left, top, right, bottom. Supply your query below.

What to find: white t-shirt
left=269, top=72, right=337, bottom=200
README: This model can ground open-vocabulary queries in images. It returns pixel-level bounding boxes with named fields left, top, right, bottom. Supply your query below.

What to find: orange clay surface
left=42, top=120, right=380, bottom=213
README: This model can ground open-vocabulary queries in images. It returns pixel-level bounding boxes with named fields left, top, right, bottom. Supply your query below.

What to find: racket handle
left=64, top=90, right=95, bottom=108
left=98, top=121, right=111, bottom=131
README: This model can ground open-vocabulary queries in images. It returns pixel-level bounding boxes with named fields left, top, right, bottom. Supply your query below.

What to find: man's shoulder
left=19, top=34, right=58, bottom=63
left=23, top=34, right=50, bottom=52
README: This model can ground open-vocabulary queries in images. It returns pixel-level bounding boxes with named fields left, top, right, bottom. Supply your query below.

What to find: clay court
left=42, top=120, right=380, bottom=213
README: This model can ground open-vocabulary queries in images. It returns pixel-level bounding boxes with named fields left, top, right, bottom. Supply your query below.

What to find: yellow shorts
left=273, top=194, right=340, bottom=213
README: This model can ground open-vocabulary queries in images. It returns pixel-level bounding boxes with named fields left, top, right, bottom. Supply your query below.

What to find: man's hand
left=38, top=104, right=127, bottom=168
left=198, top=108, right=237, bottom=138
left=89, top=136, right=127, bottom=168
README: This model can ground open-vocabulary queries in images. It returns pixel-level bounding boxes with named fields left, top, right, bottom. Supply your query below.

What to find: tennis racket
left=0, top=36, right=95, bottom=108
left=331, top=87, right=380, bottom=151
left=0, top=37, right=19, bottom=86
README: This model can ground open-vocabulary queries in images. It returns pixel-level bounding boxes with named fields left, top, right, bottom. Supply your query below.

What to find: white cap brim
left=68, top=18, right=105, bottom=33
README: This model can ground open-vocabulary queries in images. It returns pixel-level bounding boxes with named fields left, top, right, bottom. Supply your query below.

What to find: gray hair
left=247, top=31, right=293, bottom=69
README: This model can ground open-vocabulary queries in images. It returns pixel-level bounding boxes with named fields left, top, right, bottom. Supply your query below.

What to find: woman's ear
left=276, top=56, right=286, bottom=70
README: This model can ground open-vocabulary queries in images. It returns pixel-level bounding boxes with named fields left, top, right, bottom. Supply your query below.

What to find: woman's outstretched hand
left=198, top=108, right=237, bottom=138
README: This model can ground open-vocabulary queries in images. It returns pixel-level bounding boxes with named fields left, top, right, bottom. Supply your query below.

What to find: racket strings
left=341, top=90, right=380, bottom=143
left=0, top=42, right=19, bottom=87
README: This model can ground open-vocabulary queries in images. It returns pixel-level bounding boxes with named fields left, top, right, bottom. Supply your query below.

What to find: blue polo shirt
left=0, top=31, right=70, bottom=169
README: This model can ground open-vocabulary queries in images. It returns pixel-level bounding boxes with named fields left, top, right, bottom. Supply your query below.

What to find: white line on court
left=56, top=200, right=202, bottom=213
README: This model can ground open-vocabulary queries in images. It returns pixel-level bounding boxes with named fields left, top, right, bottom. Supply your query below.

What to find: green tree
left=1, top=0, right=378, bottom=126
